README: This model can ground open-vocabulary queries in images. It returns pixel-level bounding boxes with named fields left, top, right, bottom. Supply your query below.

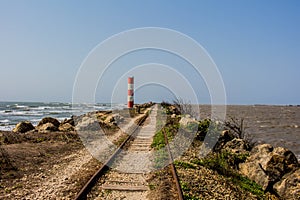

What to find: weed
left=183, top=194, right=201, bottom=200
left=192, top=151, right=264, bottom=198
left=4, top=187, right=11, bottom=193
left=180, top=181, right=202, bottom=200
left=35, top=137, right=45, bottom=143
left=148, top=183, right=156, bottom=190
left=11, top=183, right=23, bottom=190
left=224, top=117, right=245, bottom=139
left=196, top=119, right=211, bottom=140
left=104, top=189, right=112, bottom=194
left=224, top=117, right=255, bottom=148
left=151, top=130, right=166, bottom=150
left=180, top=181, right=190, bottom=192
left=230, top=175, right=264, bottom=197
left=115, top=135, right=127, bottom=146
left=174, top=160, right=197, bottom=169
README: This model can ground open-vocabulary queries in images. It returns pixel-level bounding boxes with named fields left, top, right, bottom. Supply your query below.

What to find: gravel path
left=90, top=105, right=158, bottom=200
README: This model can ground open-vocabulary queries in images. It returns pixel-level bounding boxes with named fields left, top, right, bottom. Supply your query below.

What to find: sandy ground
left=0, top=132, right=103, bottom=199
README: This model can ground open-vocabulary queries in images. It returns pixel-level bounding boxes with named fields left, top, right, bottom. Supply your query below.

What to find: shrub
left=191, top=151, right=264, bottom=198
left=196, top=119, right=211, bottom=140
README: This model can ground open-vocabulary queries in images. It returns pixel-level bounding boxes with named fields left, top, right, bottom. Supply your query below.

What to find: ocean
left=198, top=105, right=300, bottom=161
left=0, top=102, right=126, bottom=131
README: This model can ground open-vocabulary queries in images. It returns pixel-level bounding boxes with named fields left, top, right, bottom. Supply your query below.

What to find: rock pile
left=11, top=110, right=126, bottom=134
left=274, top=168, right=300, bottom=199
left=213, top=128, right=300, bottom=199
left=37, top=117, right=60, bottom=132
left=13, top=121, right=35, bottom=133
left=59, top=118, right=75, bottom=132
left=239, top=144, right=299, bottom=191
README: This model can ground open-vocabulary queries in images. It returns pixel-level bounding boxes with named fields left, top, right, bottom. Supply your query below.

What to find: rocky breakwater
left=12, top=112, right=120, bottom=134
left=12, top=102, right=155, bottom=134
left=239, top=144, right=299, bottom=199
left=213, top=127, right=300, bottom=199
left=177, top=113, right=300, bottom=199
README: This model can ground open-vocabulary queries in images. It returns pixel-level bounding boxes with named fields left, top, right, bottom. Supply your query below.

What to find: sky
left=0, top=0, right=299, bottom=105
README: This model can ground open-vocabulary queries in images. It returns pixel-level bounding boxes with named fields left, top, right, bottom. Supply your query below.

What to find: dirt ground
left=0, top=130, right=103, bottom=199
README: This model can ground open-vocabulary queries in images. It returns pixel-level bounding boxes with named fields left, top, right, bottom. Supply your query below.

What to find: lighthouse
left=127, top=77, right=134, bottom=108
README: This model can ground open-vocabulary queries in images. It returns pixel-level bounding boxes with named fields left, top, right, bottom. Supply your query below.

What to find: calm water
left=0, top=102, right=126, bottom=131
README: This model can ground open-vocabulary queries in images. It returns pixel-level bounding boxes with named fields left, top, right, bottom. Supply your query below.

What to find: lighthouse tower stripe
left=128, top=77, right=134, bottom=84
left=128, top=90, right=134, bottom=95
left=128, top=77, right=134, bottom=108
left=128, top=84, right=134, bottom=90
left=128, top=96, right=134, bottom=101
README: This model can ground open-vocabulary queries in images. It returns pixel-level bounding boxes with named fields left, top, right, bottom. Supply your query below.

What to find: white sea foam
left=0, top=125, right=14, bottom=131
left=6, top=111, right=41, bottom=116
left=15, top=105, right=29, bottom=109
left=0, top=102, right=126, bottom=131
left=32, top=106, right=52, bottom=110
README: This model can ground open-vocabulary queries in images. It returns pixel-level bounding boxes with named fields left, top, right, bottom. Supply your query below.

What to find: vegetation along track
left=74, top=104, right=184, bottom=200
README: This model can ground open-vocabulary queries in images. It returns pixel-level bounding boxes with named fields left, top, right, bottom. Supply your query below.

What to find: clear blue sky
left=0, top=0, right=299, bottom=104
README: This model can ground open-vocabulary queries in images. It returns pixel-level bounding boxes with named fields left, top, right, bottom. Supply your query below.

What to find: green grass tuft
left=191, top=151, right=264, bottom=198
left=151, top=130, right=166, bottom=150
left=174, top=160, right=197, bottom=169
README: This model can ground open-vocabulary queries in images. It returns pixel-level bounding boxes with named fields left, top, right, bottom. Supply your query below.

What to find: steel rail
left=163, top=129, right=184, bottom=200
left=74, top=112, right=149, bottom=200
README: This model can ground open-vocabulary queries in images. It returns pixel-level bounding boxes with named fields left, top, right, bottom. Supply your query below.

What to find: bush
left=191, top=151, right=264, bottom=198
left=196, top=119, right=211, bottom=140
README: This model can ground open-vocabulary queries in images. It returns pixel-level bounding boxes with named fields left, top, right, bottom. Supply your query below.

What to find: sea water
left=0, top=102, right=126, bottom=131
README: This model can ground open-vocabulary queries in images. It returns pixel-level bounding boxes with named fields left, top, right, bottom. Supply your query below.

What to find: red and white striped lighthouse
left=127, top=77, right=134, bottom=108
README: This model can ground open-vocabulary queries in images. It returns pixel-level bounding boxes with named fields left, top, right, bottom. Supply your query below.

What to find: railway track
left=74, top=104, right=183, bottom=200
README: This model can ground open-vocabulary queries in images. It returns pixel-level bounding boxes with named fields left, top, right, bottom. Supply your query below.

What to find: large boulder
left=75, top=116, right=100, bottom=131
left=171, top=114, right=177, bottom=118
left=104, top=115, right=115, bottom=124
left=61, top=117, right=75, bottom=126
left=239, top=144, right=299, bottom=191
left=59, top=117, right=75, bottom=132
left=104, top=114, right=124, bottom=125
left=169, top=105, right=180, bottom=115
left=37, top=117, right=60, bottom=132
left=59, top=123, right=74, bottom=132
left=37, top=122, right=58, bottom=132
left=37, top=117, right=60, bottom=127
left=213, top=130, right=237, bottom=152
left=13, top=121, right=35, bottom=133
left=223, top=138, right=251, bottom=154
left=273, top=168, right=300, bottom=199
left=179, top=115, right=199, bottom=131
left=95, top=112, right=107, bottom=121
